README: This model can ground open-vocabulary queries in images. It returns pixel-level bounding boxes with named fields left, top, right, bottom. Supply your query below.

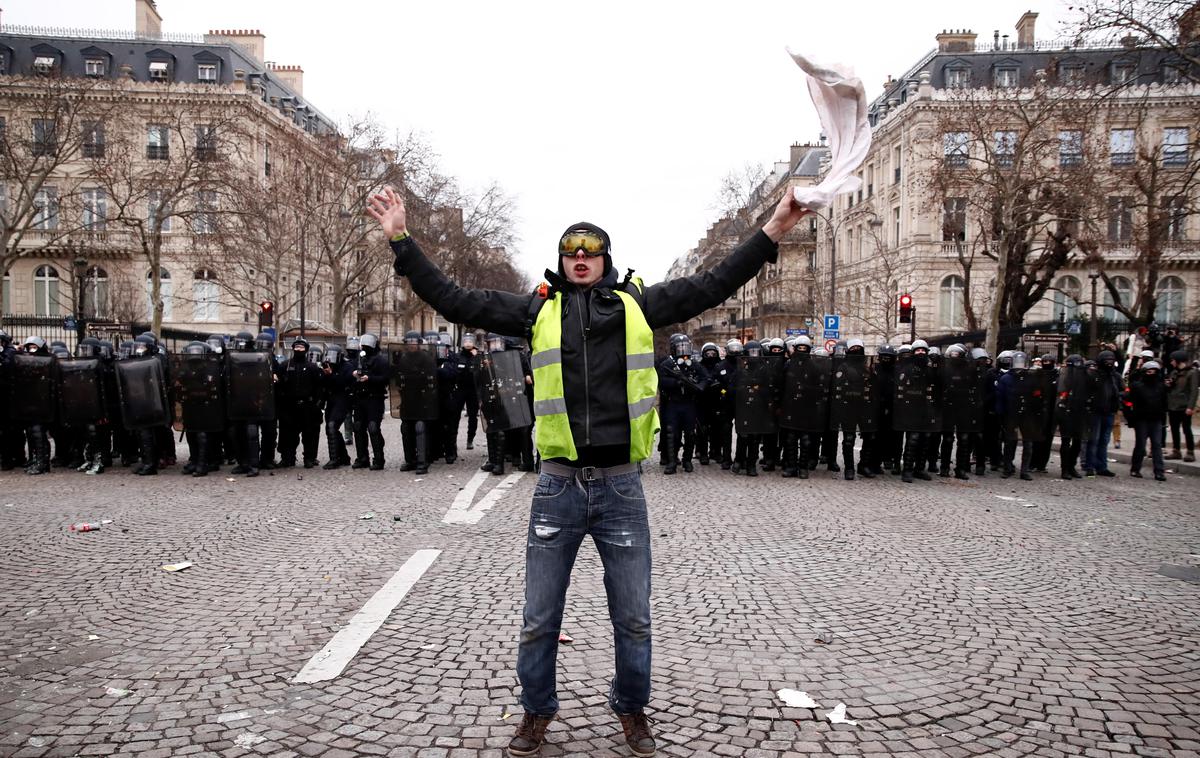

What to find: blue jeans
left=1086, top=413, right=1115, bottom=472
left=516, top=470, right=652, bottom=716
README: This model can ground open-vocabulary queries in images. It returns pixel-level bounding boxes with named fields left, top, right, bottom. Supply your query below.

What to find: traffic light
left=899, top=293, right=913, bottom=323
left=258, top=300, right=274, bottom=328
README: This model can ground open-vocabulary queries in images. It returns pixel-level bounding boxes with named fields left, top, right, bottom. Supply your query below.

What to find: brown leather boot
left=507, top=713, right=553, bottom=756
left=617, top=712, right=656, bottom=757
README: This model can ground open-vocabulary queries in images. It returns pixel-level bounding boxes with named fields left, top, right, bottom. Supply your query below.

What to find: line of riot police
left=0, top=325, right=535, bottom=479
left=656, top=332, right=1183, bottom=484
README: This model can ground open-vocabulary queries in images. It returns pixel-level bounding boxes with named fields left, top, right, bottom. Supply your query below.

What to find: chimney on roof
left=935, top=28, right=978, bottom=53
left=205, top=28, right=266, bottom=64
left=1016, top=11, right=1038, bottom=49
left=267, top=63, right=304, bottom=96
left=135, top=0, right=162, bottom=36
left=1181, top=1, right=1200, bottom=45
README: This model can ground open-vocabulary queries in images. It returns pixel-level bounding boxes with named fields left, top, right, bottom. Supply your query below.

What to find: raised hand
left=366, top=185, right=408, bottom=238
left=762, top=189, right=812, bottom=242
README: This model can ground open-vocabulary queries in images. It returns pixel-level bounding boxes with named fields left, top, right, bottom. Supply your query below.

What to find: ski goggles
left=558, top=231, right=607, bottom=257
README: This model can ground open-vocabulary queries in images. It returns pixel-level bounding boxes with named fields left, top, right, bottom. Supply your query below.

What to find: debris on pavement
left=215, top=710, right=252, bottom=723
left=393, top=514, right=403, bottom=521
left=104, top=686, right=131, bottom=697
left=234, top=733, right=266, bottom=748
left=359, top=512, right=375, bottom=520
left=777, top=689, right=819, bottom=708
left=826, top=702, right=858, bottom=725
left=86, top=634, right=100, bottom=641
left=27, top=736, right=48, bottom=747
left=69, top=522, right=101, bottom=533
left=499, top=711, right=513, bottom=721
left=160, top=561, right=193, bottom=572
left=814, top=630, right=834, bottom=644
left=558, top=632, right=574, bottom=644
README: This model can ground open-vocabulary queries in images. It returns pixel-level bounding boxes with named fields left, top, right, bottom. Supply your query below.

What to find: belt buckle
left=579, top=466, right=598, bottom=482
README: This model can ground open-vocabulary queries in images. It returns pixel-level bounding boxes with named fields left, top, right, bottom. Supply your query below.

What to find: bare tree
left=924, top=76, right=1105, bottom=353
left=1067, top=0, right=1200, bottom=82
left=88, top=91, right=247, bottom=333
left=0, top=74, right=113, bottom=322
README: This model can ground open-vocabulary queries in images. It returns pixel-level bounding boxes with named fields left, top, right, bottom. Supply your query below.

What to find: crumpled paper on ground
left=826, top=702, right=858, bottom=725
left=777, top=689, right=819, bottom=708
left=786, top=50, right=872, bottom=210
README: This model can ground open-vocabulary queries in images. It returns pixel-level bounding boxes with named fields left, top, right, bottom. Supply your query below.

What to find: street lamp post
left=1087, top=263, right=1101, bottom=358
left=72, top=255, right=88, bottom=343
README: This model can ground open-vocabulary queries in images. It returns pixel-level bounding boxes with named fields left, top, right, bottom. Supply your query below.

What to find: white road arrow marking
left=294, top=549, right=441, bottom=683
left=443, top=471, right=526, bottom=525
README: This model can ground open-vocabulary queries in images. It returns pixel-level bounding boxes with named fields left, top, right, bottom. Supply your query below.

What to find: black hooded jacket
left=392, top=231, right=778, bottom=465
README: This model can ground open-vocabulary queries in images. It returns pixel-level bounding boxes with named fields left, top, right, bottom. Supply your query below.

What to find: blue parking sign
left=823, top=314, right=840, bottom=332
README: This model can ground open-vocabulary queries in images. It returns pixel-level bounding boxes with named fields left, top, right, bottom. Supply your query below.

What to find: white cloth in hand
left=786, top=51, right=872, bottom=211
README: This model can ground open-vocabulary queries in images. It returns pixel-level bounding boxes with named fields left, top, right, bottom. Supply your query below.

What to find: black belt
left=540, top=460, right=639, bottom=483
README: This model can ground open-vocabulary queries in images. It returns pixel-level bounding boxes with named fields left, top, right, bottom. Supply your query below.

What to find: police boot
left=369, top=422, right=386, bottom=471
left=663, top=430, right=677, bottom=475
left=323, top=428, right=345, bottom=469
left=414, top=422, right=429, bottom=475
left=192, top=432, right=210, bottom=477
left=1019, top=443, right=1033, bottom=481
left=856, top=462, right=875, bottom=479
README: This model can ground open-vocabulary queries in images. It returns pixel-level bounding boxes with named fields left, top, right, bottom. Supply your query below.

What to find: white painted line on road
left=293, top=549, right=441, bottom=683
left=443, top=471, right=526, bottom=525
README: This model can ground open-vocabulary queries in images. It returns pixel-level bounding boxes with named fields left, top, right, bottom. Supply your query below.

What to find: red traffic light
left=899, top=293, right=913, bottom=323
left=258, top=300, right=274, bottom=328
left=260, top=300, right=273, bottom=312
left=899, top=294, right=912, bottom=307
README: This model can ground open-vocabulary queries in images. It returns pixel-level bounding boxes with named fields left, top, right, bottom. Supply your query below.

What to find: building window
left=1110, top=61, right=1137, bottom=85
left=1059, top=64, right=1085, bottom=85
left=1103, top=276, right=1133, bottom=324
left=1163, top=127, right=1189, bottom=167
left=893, top=207, right=901, bottom=246
left=943, top=197, right=967, bottom=242
left=892, top=145, right=902, bottom=183
left=82, top=266, right=109, bottom=319
left=82, top=121, right=105, bottom=158
left=32, top=187, right=58, bottom=230
left=994, top=67, right=1019, bottom=88
left=994, top=130, right=1017, bottom=168
left=0, top=55, right=7, bottom=76
left=31, top=118, right=57, bottom=156
left=147, top=124, right=169, bottom=160
left=946, top=67, right=971, bottom=89
left=1, top=273, right=9, bottom=316
left=146, top=268, right=173, bottom=321
left=195, top=124, right=217, bottom=161
left=1164, top=195, right=1187, bottom=242
left=264, top=141, right=272, bottom=176
left=1156, top=276, right=1185, bottom=322
left=1163, top=63, right=1184, bottom=84
left=1107, top=196, right=1133, bottom=241
left=1059, top=129, right=1083, bottom=167
left=943, top=131, right=968, bottom=168
left=193, top=269, right=220, bottom=322
left=33, top=265, right=61, bottom=316
left=197, top=63, right=217, bottom=82
left=148, top=60, right=170, bottom=81
left=193, top=191, right=217, bottom=235
left=32, top=55, right=56, bottom=75
left=1109, top=128, right=1135, bottom=166
left=1052, top=275, right=1082, bottom=320
left=939, top=275, right=966, bottom=329
left=82, top=188, right=106, bottom=231
left=147, top=189, right=172, bottom=233
left=85, top=58, right=105, bottom=77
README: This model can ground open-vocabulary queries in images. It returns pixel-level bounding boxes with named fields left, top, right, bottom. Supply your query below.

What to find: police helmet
left=912, top=339, right=929, bottom=351
left=51, top=346, right=70, bottom=359
left=1011, top=351, right=1029, bottom=370
left=233, top=331, right=255, bottom=352
left=878, top=344, right=897, bottom=357
left=183, top=340, right=208, bottom=356
left=422, top=331, right=439, bottom=346
left=701, top=342, right=719, bottom=357
left=325, top=344, right=346, bottom=365
left=117, top=340, right=135, bottom=359
left=797, top=335, right=813, bottom=348
left=76, top=337, right=101, bottom=358
left=1143, top=360, right=1161, bottom=372
left=254, top=332, right=275, bottom=352
left=461, top=333, right=477, bottom=350
left=1065, top=354, right=1084, bottom=368
left=898, top=344, right=912, bottom=356
left=946, top=344, right=966, bottom=359
left=347, top=335, right=361, bottom=351
left=206, top=334, right=226, bottom=354
left=767, top=337, right=785, bottom=354
left=292, top=337, right=310, bottom=352
left=1041, top=353, right=1056, bottom=368
left=813, top=346, right=830, bottom=357
left=847, top=338, right=865, bottom=351
left=669, top=333, right=692, bottom=358
left=97, top=340, right=114, bottom=360
left=133, top=333, right=157, bottom=356
left=1140, top=349, right=1155, bottom=359
left=970, top=347, right=989, bottom=361
left=745, top=340, right=763, bottom=357
left=726, top=339, right=743, bottom=355
left=403, top=330, right=422, bottom=345
left=360, top=333, right=380, bottom=351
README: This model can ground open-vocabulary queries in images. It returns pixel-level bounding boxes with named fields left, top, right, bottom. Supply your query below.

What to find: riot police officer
left=173, top=341, right=225, bottom=477
left=255, top=332, right=282, bottom=470
left=278, top=337, right=324, bottom=468
left=321, top=344, right=355, bottom=469
left=458, top=333, right=481, bottom=450
left=894, top=339, right=942, bottom=483
left=779, top=335, right=829, bottom=479
left=996, top=351, right=1045, bottom=480
left=696, top=342, right=730, bottom=467
left=14, top=336, right=56, bottom=475
left=352, top=332, right=390, bottom=470
left=657, top=333, right=709, bottom=474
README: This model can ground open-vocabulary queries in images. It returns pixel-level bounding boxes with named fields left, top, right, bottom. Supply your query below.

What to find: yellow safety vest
left=530, top=282, right=659, bottom=462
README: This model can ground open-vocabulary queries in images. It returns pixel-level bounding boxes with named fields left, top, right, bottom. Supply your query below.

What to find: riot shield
left=226, top=352, right=275, bottom=422
left=115, top=357, right=170, bottom=430
left=170, top=353, right=226, bottom=432
left=10, top=353, right=57, bottom=425
left=1011, top=371, right=1047, bottom=442
left=779, top=353, right=831, bottom=433
left=473, top=349, right=533, bottom=431
left=892, top=357, right=943, bottom=433
left=389, top=344, right=439, bottom=421
left=941, top=358, right=979, bottom=432
left=1056, top=365, right=1090, bottom=435
left=829, top=355, right=868, bottom=432
left=734, top=355, right=778, bottom=435
left=58, top=358, right=104, bottom=425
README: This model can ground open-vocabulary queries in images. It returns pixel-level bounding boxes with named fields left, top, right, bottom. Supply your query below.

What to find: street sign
left=823, top=329, right=840, bottom=340
left=824, top=339, right=838, bottom=352
left=823, top=314, right=841, bottom=332
left=786, top=328, right=809, bottom=337
left=63, top=317, right=77, bottom=331
left=1067, top=320, right=1082, bottom=335
left=804, top=319, right=816, bottom=327
left=1020, top=333, right=1071, bottom=343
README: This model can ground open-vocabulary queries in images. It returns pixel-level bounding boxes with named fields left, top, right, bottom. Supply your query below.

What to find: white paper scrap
left=777, top=689, right=819, bottom=708
left=827, top=702, right=858, bottom=725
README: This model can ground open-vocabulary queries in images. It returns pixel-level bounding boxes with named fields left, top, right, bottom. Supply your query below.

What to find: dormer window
left=197, top=63, right=217, bottom=82
left=1059, top=63, right=1084, bottom=85
left=1111, top=61, right=1137, bottom=85
left=1162, top=63, right=1183, bottom=84
left=33, top=56, right=56, bottom=74
left=149, top=61, right=170, bottom=81
left=946, top=68, right=971, bottom=89
left=85, top=58, right=105, bottom=77
left=994, top=67, right=1019, bottom=88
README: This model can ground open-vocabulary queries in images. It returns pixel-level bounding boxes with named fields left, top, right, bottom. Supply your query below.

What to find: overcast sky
left=9, top=0, right=1070, bottom=283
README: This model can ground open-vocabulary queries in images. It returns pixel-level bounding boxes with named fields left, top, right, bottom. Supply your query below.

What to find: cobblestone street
left=1, top=423, right=1198, bottom=758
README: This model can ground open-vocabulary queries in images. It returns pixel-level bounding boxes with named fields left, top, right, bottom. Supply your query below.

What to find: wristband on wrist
left=390, top=231, right=410, bottom=243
